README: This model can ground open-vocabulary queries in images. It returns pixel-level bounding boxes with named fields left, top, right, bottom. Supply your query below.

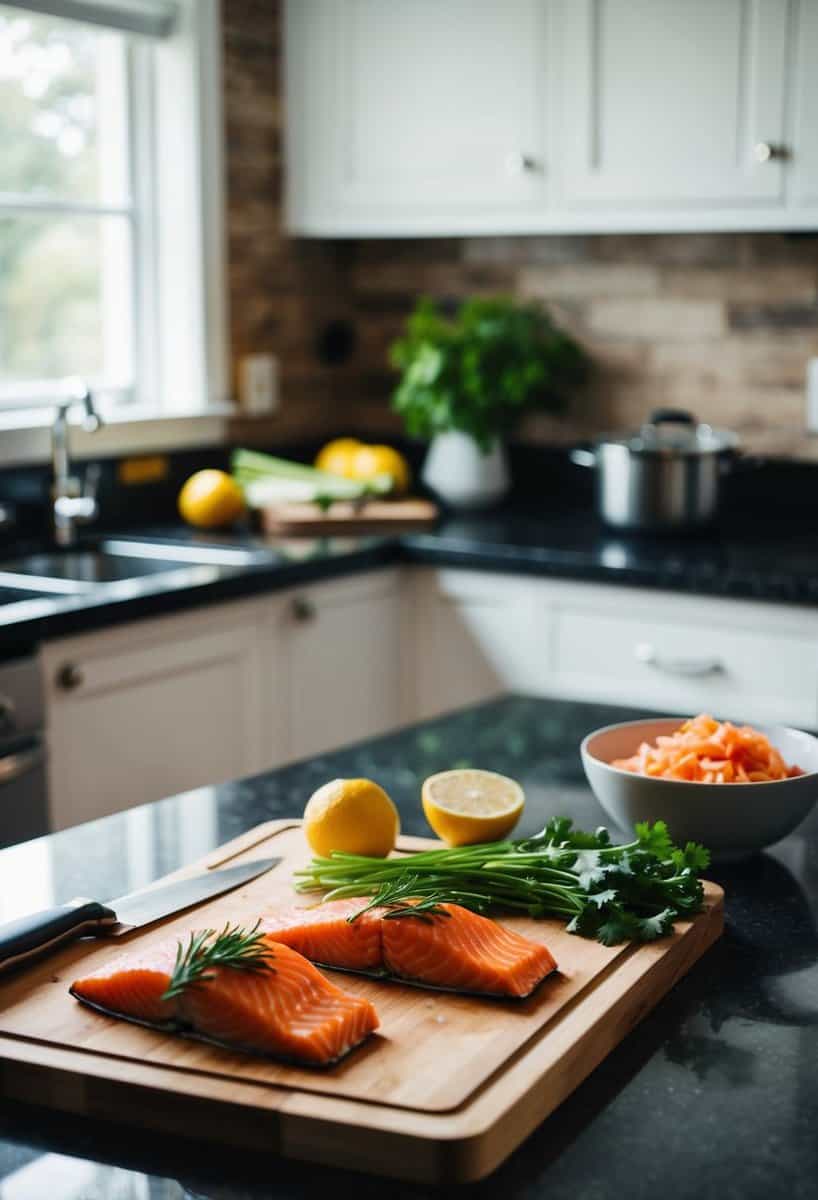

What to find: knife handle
left=0, top=900, right=118, bottom=974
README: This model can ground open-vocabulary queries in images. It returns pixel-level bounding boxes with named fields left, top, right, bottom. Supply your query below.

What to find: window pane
left=0, top=213, right=133, bottom=389
left=0, top=5, right=129, bottom=205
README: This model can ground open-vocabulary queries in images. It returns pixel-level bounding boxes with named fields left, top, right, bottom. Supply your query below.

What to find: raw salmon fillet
left=381, top=904, right=557, bottom=998
left=71, top=933, right=379, bottom=1066
left=262, top=900, right=557, bottom=998
left=260, top=899, right=385, bottom=970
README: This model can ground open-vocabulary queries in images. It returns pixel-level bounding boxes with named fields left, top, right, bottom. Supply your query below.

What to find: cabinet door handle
left=56, top=662, right=84, bottom=692
left=505, top=151, right=540, bottom=174
left=0, top=744, right=45, bottom=785
left=0, top=694, right=16, bottom=734
left=635, top=643, right=724, bottom=678
left=291, top=597, right=316, bottom=622
left=754, top=142, right=789, bottom=163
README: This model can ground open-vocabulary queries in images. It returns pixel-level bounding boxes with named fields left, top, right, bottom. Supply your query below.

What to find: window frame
left=0, top=0, right=230, bottom=459
left=0, top=13, right=143, bottom=412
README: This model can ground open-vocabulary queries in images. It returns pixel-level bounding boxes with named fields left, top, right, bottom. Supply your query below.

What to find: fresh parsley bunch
left=389, top=296, right=588, bottom=452
left=513, top=817, right=709, bottom=945
left=295, top=818, right=709, bottom=947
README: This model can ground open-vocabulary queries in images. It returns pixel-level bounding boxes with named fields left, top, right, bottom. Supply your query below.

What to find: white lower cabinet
left=549, top=586, right=818, bottom=727
left=271, top=570, right=402, bottom=762
left=405, top=568, right=818, bottom=730
left=41, top=563, right=818, bottom=832
left=42, top=601, right=268, bottom=831
left=411, top=569, right=547, bottom=719
left=42, top=569, right=403, bottom=830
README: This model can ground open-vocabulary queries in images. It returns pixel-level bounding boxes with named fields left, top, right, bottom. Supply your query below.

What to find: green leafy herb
left=295, top=818, right=710, bottom=947
left=161, top=920, right=276, bottom=1001
left=389, top=296, right=588, bottom=452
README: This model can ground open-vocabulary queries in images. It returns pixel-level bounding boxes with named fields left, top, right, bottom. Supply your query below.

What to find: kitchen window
left=0, top=0, right=227, bottom=431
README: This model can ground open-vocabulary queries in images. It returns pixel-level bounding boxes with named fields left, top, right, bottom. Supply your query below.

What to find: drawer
left=553, top=610, right=818, bottom=728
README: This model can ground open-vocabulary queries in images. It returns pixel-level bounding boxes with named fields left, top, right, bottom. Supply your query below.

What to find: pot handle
left=725, top=452, right=763, bottom=473
left=570, top=448, right=597, bottom=468
left=648, top=408, right=696, bottom=426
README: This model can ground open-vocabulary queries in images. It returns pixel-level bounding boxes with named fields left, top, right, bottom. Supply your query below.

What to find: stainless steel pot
left=571, top=409, right=739, bottom=532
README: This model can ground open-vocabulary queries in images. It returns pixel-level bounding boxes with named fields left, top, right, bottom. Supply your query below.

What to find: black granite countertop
left=3, top=497, right=818, bottom=655
left=0, top=693, right=816, bottom=1199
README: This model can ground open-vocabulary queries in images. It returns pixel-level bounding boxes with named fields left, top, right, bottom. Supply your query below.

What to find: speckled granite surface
left=0, top=694, right=816, bottom=1199
left=5, top=494, right=818, bottom=657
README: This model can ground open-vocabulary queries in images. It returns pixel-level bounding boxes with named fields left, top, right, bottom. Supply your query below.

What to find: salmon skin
left=263, top=900, right=557, bottom=1000
left=70, top=932, right=379, bottom=1067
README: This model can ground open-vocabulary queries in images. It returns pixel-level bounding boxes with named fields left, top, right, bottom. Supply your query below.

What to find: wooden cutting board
left=256, top=497, right=438, bottom=536
left=0, top=820, right=723, bottom=1183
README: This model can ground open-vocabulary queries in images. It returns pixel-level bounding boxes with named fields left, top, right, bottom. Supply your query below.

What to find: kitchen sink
left=0, top=538, right=269, bottom=595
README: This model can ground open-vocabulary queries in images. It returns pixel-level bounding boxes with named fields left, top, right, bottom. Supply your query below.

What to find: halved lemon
left=421, top=769, right=525, bottom=846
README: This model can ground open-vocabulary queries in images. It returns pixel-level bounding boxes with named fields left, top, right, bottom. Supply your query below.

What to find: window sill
left=0, top=406, right=237, bottom=468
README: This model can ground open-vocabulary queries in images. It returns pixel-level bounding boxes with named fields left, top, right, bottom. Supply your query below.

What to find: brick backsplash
left=222, top=0, right=355, bottom=446
left=222, top=1, right=818, bottom=458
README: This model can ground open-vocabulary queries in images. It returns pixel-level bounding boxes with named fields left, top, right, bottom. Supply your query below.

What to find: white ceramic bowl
left=581, top=717, right=818, bottom=855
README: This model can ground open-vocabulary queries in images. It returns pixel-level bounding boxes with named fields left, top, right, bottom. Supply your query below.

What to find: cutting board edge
left=0, top=884, right=724, bottom=1184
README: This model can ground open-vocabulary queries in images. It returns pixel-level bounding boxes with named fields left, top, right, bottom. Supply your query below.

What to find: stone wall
left=221, top=0, right=352, bottom=445
left=348, top=233, right=818, bottom=454
left=222, top=1, right=818, bottom=456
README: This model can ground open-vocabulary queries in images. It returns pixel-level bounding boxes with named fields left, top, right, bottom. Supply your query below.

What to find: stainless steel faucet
left=51, top=379, right=104, bottom=548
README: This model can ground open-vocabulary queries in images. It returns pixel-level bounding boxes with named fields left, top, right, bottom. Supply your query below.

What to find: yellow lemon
left=178, top=470, right=245, bottom=529
left=314, top=438, right=362, bottom=479
left=422, top=769, right=524, bottom=847
left=350, top=444, right=411, bottom=496
left=303, top=778, right=400, bottom=858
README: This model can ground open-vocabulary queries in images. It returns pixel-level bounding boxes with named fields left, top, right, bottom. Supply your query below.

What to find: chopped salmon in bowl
left=581, top=715, right=818, bottom=856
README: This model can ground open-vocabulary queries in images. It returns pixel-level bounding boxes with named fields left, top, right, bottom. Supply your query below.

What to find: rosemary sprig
left=348, top=877, right=453, bottom=923
left=161, top=920, right=276, bottom=1001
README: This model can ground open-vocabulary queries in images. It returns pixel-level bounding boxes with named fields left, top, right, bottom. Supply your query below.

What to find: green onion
left=294, top=818, right=710, bottom=946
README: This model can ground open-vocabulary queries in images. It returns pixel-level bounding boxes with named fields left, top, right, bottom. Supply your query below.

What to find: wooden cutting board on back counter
left=256, top=497, right=439, bottom=536
left=0, top=821, right=723, bottom=1184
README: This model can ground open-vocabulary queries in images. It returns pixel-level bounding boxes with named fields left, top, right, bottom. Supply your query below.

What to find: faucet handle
left=64, top=377, right=103, bottom=433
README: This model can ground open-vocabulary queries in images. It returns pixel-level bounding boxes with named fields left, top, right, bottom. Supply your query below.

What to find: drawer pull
left=56, top=662, right=84, bottom=692
left=291, top=596, right=316, bottom=623
left=635, top=643, right=724, bottom=678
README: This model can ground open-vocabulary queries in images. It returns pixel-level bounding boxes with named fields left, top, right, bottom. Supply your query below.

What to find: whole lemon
left=351, top=444, right=411, bottom=496
left=178, top=469, right=245, bottom=529
left=315, top=438, right=361, bottom=479
left=303, top=778, right=400, bottom=858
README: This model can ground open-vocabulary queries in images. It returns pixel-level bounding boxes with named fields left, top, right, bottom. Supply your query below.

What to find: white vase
left=421, top=431, right=510, bottom=510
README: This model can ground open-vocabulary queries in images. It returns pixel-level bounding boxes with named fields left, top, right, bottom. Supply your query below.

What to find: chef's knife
left=0, top=855, right=281, bottom=974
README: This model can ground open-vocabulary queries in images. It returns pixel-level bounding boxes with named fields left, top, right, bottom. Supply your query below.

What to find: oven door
left=0, top=736, right=49, bottom=849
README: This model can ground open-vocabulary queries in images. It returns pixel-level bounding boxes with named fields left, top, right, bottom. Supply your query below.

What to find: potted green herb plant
left=390, top=296, right=587, bottom=508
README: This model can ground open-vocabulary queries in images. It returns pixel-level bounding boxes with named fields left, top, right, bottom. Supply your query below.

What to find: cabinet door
left=287, top=0, right=548, bottom=226
left=789, top=0, right=818, bottom=207
left=412, top=570, right=546, bottom=721
left=557, top=0, right=791, bottom=208
left=43, top=606, right=266, bottom=830
left=278, top=572, right=402, bottom=761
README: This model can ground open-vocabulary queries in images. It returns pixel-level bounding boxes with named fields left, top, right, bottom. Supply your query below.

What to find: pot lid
left=600, top=408, right=739, bottom=456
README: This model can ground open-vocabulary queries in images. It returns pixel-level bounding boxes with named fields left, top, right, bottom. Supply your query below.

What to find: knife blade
left=0, top=855, right=281, bottom=975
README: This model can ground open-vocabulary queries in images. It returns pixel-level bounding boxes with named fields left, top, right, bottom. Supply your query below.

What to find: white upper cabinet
left=556, top=0, right=790, bottom=209
left=286, top=0, right=818, bottom=235
left=286, top=0, right=548, bottom=232
left=789, top=0, right=818, bottom=206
